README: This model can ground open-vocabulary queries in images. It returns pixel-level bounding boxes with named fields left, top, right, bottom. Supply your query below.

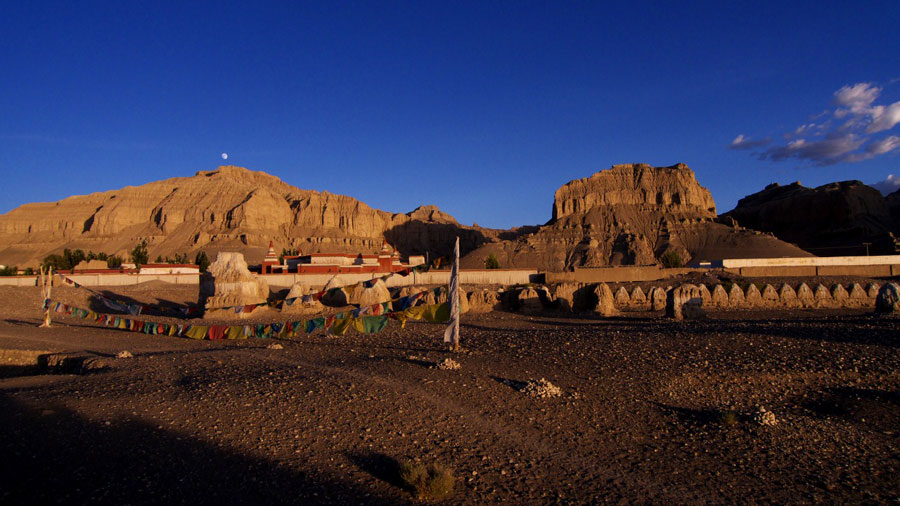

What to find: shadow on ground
left=0, top=393, right=397, bottom=505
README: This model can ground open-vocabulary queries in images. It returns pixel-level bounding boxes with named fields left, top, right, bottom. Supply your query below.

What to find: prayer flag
left=443, top=237, right=460, bottom=349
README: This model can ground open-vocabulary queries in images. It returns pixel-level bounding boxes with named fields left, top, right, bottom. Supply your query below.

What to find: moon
left=221, top=153, right=228, bottom=160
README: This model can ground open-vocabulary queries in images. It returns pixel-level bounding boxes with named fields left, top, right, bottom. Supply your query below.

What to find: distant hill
left=722, top=181, right=900, bottom=256
left=0, top=166, right=490, bottom=267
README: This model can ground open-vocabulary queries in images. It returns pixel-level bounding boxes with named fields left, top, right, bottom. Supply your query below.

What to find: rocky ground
left=1, top=283, right=898, bottom=504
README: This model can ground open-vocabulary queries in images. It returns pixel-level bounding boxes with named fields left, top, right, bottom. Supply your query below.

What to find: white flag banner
left=443, top=236, right=460, bottom=348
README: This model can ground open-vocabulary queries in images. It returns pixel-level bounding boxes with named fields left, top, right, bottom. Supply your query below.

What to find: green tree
left=195, top=251, right=210, bottom=273
left=107, top=255, right=123, bottom=268
left=24, top=267, right=34, bottom=275
left=41, top=254, right=70, bottom=271
left=0, top=265, right=18, bottom=276
left=484, top=254, right=501, bottom=269
left=130, top=240, right=149, bottom=267
left=63, top=249, right=85, bottom=269
left=660, top=250, right=683, bottom=268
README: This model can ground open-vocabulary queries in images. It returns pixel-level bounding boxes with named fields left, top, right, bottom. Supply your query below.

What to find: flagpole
left=443, top=237, right=460, bottom=351
left=39, top=266, right=52, bottom=328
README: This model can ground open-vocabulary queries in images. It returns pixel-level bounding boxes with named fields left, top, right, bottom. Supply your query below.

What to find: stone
left=552, top=283, right=578, bottom=312
left=200, top=252, right=269, bottom=319
left=517, top=287, right=544, bottom=313
left=752, top=406, right=777, bottom=426
left=349, top=279, right=392, bottom=309
left=727, top=284, right=745, bottom=307
left=650, top=287, right=667, bottom=311
left=744, top=284, right=763, bottom=307
left=320, top=276, right=349, bottom=307
left=796, top=283, right=815, bottom=308
left=778, top=284, right=801, bottom=308
left=520, top=378, right=563, bottom=399
left=866, top=283, right=881, bottom=299
left=666, top=284, right=705, bottom=320
left=614, top=286, right=631, bottom=306
left=710, top=284, right=728, bottom=307
left=593, top=283, right=618, bottom=316
left=761, top=284, right=779, bottom=308
left=282, top=282, right=325, bottom=315
left=698, top=284, right=712, bottom=306
left=814, top=284, right=835, bottom=308
left=436, top=358, right=461, bottom=370
left=115, top=350, right=133, bottom=359
left=831, top=284, right=850, bottom=307
left=875, top=282, right=900, bottom=314
left=467, top=289, right=500, bottom=313
left=847, top=283, right=869, bottom=308
left=629, top=286, right=647, bottom=307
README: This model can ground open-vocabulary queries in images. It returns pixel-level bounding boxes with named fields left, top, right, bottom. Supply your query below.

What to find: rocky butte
left=461, top=163, right=809, bottom=270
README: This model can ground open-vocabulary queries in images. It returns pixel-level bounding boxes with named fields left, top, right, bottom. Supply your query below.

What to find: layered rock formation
left=723, top=180, right=900, bottom=255
left=0, top=166, right=490, bottom=267
left=460, top=163, right=809, bottom=270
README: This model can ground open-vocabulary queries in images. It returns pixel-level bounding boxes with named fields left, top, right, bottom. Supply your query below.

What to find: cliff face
left=0, top=166, right=490, bottom=266
left=460, top=163, right=810, bottom=270
left=722, top=181, right=899, bottom=255
left=552, top=163, right=717, bottom=220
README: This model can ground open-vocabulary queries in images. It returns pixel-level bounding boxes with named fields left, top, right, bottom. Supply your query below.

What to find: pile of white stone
left=436, top=358, right=462, bottom=370
left=520, top=378, right=563, bottom=399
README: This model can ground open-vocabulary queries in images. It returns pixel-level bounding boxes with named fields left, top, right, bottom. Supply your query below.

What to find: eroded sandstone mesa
left=461, top=163, right=810, bottom=270
left=551, top=163, right=717, bottom=221
left=0, top=165, right=489, bottom=267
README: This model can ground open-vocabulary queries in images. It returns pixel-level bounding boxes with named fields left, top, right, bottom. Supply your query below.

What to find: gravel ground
left=0, top=283, right=898, bottom=504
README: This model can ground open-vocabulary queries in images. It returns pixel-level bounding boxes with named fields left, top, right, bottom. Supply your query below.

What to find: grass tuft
left=719, top=410, right=739, bottom=426
left=398, top=461, right=454, bottom=500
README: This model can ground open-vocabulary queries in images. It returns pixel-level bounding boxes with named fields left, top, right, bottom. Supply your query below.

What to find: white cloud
left=759, top=133, right=864, bottom=166
left=729, top=134, right=770, bottom=150
left=834, top=82, right=881, bottom=115
left=866, top=135, right=900, bottom=156
left=870, top=174, right=900, bottom=196
left=735, top=81, right=900, bottom=166
left=868, top=101, right=900, bottom=133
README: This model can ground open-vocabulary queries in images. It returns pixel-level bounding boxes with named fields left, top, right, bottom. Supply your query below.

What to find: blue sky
left=2, top=1, right=898, bottom=229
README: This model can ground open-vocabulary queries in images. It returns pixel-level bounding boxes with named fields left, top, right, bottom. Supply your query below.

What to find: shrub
left=660, top=250, right=683, bottom=268
left=42, top=253, right=71, bottom=271
left=0, top=265, right=18, bottom=276
left=107, top=256, right=123, bottom=268
left=484, top=253, right=501, bottom=269
left=24, top=267, right=34, bottom=275
left=195, top=251, right=210, bottom=273
left=130, top=240, right=149, bottom=267
left=398, top=461, right=454, bottom=500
